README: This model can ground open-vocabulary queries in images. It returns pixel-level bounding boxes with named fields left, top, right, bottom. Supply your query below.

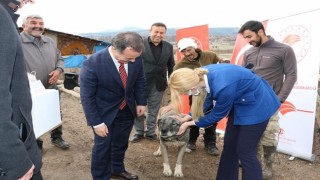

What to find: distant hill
left=208, top=27, right=239, bottom=36
left=79, top=27, right=239, bottom=38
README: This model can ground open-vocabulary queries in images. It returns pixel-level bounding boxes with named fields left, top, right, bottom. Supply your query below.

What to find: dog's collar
left=174, top=131, right=188, bottom=140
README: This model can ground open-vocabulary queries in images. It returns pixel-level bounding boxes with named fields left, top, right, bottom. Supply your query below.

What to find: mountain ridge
left=80, top=27, right=239, bottom=37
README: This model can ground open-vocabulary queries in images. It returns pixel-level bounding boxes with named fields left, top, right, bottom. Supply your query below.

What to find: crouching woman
left=169, top=64, right=280, bottom=180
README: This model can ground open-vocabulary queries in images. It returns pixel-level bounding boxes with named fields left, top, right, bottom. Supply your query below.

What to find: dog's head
left=157, top=111, right=184, bottom=141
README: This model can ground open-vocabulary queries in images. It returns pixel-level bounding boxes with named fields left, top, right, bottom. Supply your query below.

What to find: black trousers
left=50, top=125, right=63, bottom=139
left=189, top=123, right=217, bottom=145
left=188, top=96, right=217, bottom=145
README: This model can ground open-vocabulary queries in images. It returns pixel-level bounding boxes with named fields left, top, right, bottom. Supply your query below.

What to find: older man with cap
left=173, top=37, right=222, bottom=155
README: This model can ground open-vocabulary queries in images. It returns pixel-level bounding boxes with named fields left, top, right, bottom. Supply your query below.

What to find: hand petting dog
left=170, top=114, right=196, bottom=136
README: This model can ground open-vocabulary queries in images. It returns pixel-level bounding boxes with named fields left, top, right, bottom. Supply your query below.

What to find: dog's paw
left=163, top=163, right=172, bottom=176
left=174, top=164, right=184, bottom=178
left=184, top=147, right=192, bottom=153
left=153, top=146, right=162, bottom=156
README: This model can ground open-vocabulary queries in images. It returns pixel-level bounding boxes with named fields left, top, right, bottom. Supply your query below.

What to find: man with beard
left=238, top=20, right=297, bottom=179
left=20, top=14, right=70, bottom=151
left=173, top=37, right=222, bottom=156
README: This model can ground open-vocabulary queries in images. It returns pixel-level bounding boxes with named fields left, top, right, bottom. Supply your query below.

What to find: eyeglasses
left=188, top=88, right=201, bottom=96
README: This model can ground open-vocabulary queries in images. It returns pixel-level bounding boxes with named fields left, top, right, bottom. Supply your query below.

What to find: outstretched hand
left=176, top=121, right=195, bottom=135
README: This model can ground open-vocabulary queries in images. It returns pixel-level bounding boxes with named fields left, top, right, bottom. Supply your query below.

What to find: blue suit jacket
left=80, top=48, right=147, bottom=127
left=195, top=64, right=281, bottom=128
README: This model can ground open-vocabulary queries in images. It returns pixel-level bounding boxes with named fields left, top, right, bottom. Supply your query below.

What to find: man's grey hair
left=22, top=14, right=43, bottom=24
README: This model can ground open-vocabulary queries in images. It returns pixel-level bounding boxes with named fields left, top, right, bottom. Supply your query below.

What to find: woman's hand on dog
left=94, top=123, right=109, bottom=137
left=177, top=121, right=195, bottom=135
left=173, top=114, right=192, bottom=123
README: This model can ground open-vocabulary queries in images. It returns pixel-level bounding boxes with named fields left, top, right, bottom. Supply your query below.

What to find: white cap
left=177, top=38, right=197, bottom=52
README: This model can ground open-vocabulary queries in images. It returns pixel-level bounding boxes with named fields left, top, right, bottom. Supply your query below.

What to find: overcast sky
left=17, top=0, right=320, bottom=35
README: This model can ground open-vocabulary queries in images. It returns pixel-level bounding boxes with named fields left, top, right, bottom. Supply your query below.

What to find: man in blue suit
left=80, top=31, right=147, bottom=180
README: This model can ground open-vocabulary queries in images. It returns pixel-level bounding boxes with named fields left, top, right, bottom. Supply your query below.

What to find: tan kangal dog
left=153, top=106, right=190, bottom=178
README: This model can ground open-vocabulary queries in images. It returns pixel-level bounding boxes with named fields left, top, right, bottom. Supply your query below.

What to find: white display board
left=267, top=10, right=320, bottom=162
left=31, top=89, right=62, bottom=138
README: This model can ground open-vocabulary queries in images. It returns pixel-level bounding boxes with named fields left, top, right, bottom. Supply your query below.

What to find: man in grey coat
left=21, top=14, right=70, bottom=150
left=0, top=0, right=42, bottom=179
left=130, top=22, right=175, bottom=142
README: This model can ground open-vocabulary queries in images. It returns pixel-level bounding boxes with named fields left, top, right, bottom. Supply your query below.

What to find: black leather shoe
left=129, top=134, right=144, bottom=143
left=111, top=171, right=139, bottom=180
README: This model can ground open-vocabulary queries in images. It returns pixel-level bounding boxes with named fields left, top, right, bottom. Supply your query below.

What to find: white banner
left=266, top=9, right=320, bottom=161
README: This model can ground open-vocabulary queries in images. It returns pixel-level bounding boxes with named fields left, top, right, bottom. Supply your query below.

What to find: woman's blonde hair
left=168, top=68, right=208, bottom=119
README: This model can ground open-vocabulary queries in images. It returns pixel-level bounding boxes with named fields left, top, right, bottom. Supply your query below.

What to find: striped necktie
left=119, top=63, right=127, bottom=109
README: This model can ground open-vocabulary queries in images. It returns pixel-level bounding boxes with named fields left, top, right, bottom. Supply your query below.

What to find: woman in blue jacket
left=170, top=64, right=280, bottom=180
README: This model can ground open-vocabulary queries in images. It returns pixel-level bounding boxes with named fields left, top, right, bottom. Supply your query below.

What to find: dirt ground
left=39, top=91, right=320, bottom=180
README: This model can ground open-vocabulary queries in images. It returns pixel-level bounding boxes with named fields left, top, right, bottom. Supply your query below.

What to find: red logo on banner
left=279, top=101, right=313, bottom=116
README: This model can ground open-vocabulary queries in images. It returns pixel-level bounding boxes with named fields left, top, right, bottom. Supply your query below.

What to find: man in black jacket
left=0, top=0, right=42, bottom=179
left=130, top=22, right=175, bottom=142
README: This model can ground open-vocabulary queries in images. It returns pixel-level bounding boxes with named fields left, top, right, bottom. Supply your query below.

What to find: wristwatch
left=55, top=67, right=64, bottom=73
